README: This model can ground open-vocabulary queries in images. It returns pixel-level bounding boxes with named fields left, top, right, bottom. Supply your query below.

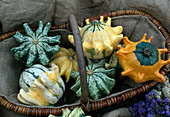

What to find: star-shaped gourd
left=116, top=33, right=170, bottom=83
left=11, top=21, right=60, bottom=67
left=68, top=16, right=123, bottom=59
left=70, top=58, right=116, bottom=100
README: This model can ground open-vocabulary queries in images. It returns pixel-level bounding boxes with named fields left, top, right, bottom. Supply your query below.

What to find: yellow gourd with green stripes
left=68, top=16, right=123, bottom=59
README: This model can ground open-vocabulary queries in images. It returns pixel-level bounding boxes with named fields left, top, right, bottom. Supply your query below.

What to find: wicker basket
left=0, top=10, right=169, bottom=116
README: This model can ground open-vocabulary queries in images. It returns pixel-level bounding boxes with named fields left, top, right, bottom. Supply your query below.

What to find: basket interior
left=0, top=15, right=166, bottom=108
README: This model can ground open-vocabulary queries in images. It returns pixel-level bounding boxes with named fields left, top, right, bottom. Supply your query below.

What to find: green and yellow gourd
left=68, top=16, right=123, bottom=59
left=48, top=107, right=91, bottom=117
left=18, top=64, right=65, bottom=106
left=49, top=47, right=78, bottom=82
left=71, top=58, right=116, bottom=100
left=11, top=21, right=60, bottom=67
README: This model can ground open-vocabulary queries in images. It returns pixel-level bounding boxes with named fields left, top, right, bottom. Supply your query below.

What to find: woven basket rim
left=0, top=9, right=169, bottom=116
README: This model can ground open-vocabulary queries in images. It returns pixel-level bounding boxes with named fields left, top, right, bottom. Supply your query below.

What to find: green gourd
left=11, top=21, right=60, bottom=67
left=48, top=107, right=91, bottom=117
left=70, top=58, right=116, bottom=100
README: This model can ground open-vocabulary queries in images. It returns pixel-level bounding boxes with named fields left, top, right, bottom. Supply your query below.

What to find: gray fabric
left=0, top=37, right=25, bottom=96
left=0, top=0, right=169, bottom=33
left=102, top=108, right=132, bottom=117
left=53, top=0, right=170, bottom=32
left=0, top=0, right=55, bottom=32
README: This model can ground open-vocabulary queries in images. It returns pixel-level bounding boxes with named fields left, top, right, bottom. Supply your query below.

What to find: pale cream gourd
left=68, top=16, right=123, bottom=59
left=18, top=64, right=65, bottom=106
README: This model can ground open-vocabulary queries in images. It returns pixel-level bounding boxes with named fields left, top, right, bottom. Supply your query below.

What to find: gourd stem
left=69, top=14, right=89, bottom=105
left=69, top=53, right=76, bottom=60
left=72, top=53, right=76, bottom=58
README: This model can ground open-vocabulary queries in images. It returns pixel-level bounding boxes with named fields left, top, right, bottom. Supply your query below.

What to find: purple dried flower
left=129, top=106, right=133, bottom=114
left=165, top=105, right=170, bottom=116
left=160, top=108, right=165, bottom=115
left=146, top=107, right=152, bottom=112
left=129, top=89, right=170, bottom=117
left=138, top=101, right=145, bottom=107
left=156, top=98, right=162, bottom=105
left=148, top=91, right=156, bottom=97
left=138, top=108, right=146, bottom=115
left=132, top=111, right=137, bottom=117
left=164, top=98, right=169, bottom=105
left=134, top=103, right=139, bottom=108
left=150, top=99, right=159, bottom=108
left=147, top=113, right=155, bottom=117
left=145, top=94, right=151, bottom=103
left=156, top=108, right=165, bottom=115
left=166, top=111, right=170, bottom=117
left=165, top=105, right=169, bottom=110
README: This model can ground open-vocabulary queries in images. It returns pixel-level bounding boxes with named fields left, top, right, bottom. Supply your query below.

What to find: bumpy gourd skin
left=116, top=33, right=170, bottom=84
left=49, top=47, right=78, bottom=82
left=49, top=107, right=91, bottom=117
left=71, top=58, right=116, bottom=100
left=18, top=64, right=65, bottom=106
left=11, top=21, right=60, bottom=67
left=68, top=16, right=123, bottom=59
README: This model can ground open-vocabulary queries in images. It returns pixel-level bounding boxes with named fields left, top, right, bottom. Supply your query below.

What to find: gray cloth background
left=0, top=0, right=169, bottom=117
left=0, top=0, right=169, bottom=33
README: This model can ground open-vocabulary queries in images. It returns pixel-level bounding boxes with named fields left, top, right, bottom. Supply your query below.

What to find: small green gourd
left=11, top=21, right=60, bottom=67
left=71, top=58, right=116, bottom=100
left=105, top=51, right=118, bottom=69
left=48, top=107, right=91, bottom=117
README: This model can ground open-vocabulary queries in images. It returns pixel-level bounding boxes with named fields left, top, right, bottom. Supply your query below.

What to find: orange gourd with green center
left=116, top=33, right=170, bottom=83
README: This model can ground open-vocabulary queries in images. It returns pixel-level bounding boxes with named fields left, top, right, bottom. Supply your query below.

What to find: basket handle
left=0, top=21, right=2, bottom=35
left=69, top=14, right=89, bottom=105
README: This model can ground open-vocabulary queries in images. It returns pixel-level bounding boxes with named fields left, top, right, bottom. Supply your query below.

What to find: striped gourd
left=18, top=64, right=65, bottom=106
left=68, top=16, right=123, bottom=59
left=71, top=58, right=116, bottom=100
left=11, top=21, right=60, bottom=67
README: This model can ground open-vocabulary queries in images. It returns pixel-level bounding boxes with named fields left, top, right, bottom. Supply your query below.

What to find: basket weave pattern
left=0, top=10, right=169, bottom=116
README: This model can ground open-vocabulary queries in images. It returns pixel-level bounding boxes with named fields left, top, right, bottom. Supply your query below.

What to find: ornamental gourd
left=48, top=107, right=91, bottom=117
left=11, top=21, right=60, bottom=67
left=68, top=16, right=123, bottom=59
left=71, top=58, right=116, bottom=100
left=49, top=47, right=78, bottom=82
left=18, top=64, right=65, bottom=106
left=116, top=33, right=170, bottom=84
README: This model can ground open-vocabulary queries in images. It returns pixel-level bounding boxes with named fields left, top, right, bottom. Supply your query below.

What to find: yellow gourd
left=68, top=16, right=123, bottom=59
left=49, top=47, right=78, bottom=82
